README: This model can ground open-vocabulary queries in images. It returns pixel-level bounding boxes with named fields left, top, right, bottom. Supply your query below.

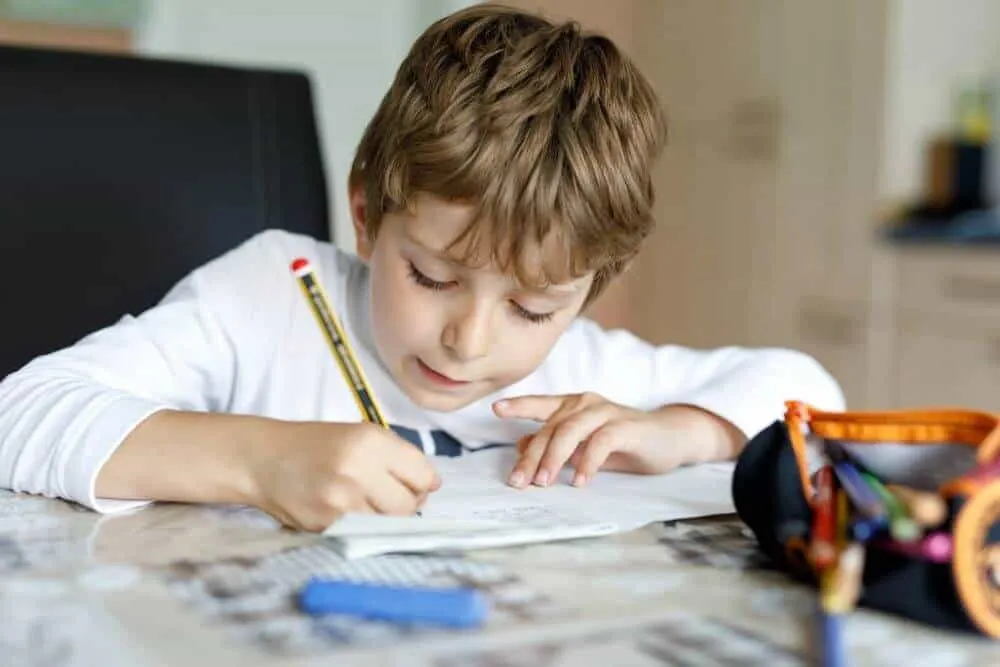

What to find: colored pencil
left=859, top=471, right=920, bottom=542
left=886, top=484, right=947, bottom=528
left=817, top=542, right=864, bottom=667
left=872, top=531, right=953, bottom=563
left=810, top=466, right=838, bottom=570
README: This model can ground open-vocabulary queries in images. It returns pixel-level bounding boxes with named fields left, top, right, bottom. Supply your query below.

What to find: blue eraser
left=298, top=578, right=489, bottom=628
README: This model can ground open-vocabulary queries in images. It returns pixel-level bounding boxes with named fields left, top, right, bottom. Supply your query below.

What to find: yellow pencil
left=291, top=257, right=388, bottom=428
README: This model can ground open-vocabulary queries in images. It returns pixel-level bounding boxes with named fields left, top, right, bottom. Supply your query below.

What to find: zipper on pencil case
left=786, top=401, right=998, bottom=446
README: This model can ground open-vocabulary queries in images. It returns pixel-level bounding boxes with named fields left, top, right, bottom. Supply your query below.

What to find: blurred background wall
left=4, top=0, right=1000, bottom=411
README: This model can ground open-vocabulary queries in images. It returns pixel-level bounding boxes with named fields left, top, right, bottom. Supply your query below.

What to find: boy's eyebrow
left=404, top=230, right=453, bottom=260
left=404, top=229, right=584, bottom=296
left=525, top=282, right=582, bottom=296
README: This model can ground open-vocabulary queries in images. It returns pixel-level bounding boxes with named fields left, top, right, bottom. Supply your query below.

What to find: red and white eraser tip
left=291, top=257, right=312, bottom=275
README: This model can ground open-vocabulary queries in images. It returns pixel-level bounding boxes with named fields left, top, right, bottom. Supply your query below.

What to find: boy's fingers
left=415, top=487, right=432, bottom=510
left=507, top=430, right=551, bottom=488
left=369, top=473, right=423, bottom=516
left=507, top=447, right=541, bottom=489
left=321, top=476, right=376, bottom=522
left=389, top=452, right=439, bottom=496
left=493, top=395, right=566, bottom=422
left=392, top=466, right=439, bottom=497
left=571, top=431, right=618, bottom=486
left=535, top=408, right=613, bottom=486
left=384, top=432, right=440, bottom=494
left=506, top=401, right=583, bottom=489
left=568, top=448, right=583, bottom=468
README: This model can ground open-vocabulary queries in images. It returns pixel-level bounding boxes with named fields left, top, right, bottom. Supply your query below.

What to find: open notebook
left=324, top=448, right=735, bottom=559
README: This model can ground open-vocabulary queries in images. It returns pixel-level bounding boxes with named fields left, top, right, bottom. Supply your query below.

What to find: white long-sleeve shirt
left=0, top=230, right=844, bottom=514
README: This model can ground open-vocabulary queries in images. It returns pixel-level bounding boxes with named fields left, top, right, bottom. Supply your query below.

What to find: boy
left=0, top=5, right=843, bottom=532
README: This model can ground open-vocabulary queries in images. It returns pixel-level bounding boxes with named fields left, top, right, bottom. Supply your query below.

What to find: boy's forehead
left=405, top=193, right=478, bottom=240
left=402, top=194, right=590, bottom=291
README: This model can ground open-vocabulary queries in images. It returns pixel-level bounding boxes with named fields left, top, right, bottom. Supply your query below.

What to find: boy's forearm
left=652, top=404, right=747, bottom=463
left=94, top=409, right=280, bottom=506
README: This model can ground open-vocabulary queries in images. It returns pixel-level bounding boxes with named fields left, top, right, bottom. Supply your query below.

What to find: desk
left=1, top=489, right=997, bottom=666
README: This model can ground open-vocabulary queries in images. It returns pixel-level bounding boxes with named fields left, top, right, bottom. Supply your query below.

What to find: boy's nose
left=442, top=303, right=492, bottom=362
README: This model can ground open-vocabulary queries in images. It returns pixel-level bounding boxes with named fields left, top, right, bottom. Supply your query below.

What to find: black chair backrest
left=0, top=45, right=331, bottom=379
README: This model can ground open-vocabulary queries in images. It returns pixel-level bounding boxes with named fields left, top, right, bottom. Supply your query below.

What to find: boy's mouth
left=416, top=358, right=470, bottom=388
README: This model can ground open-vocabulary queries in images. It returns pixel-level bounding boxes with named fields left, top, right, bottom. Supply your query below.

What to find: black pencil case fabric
left=731, top=402, right=1000, bottom=636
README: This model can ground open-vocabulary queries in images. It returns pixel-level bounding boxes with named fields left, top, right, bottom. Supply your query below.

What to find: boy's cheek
left=492, top=335, right=559, bottom=384
left=381, top=289, right=439, bottom=347
left=369, top=274, right=422, bottom=351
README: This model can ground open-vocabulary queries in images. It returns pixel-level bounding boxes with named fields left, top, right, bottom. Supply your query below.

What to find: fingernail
left=508, top=471, right=525, bottom=487
left=572, top=473, right=587, bottom=487
left=494, top=400, right=507, bottom=412
left=534, top=469, right=550, bottom=486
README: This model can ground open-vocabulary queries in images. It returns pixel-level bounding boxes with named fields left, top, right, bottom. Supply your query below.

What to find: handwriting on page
left=431, top=502, right=603, bottom=530
left=323, top=447, right=735, bottom=558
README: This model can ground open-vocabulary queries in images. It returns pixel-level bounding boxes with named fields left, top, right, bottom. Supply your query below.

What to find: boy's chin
left=403, top=387, right=483, bottom=413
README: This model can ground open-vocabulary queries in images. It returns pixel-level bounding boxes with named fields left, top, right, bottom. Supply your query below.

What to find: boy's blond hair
left=350, top=3, right=667, bottom=304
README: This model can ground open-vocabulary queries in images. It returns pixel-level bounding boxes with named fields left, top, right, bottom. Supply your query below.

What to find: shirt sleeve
left=547, top=317, right=846, bottom=440
left=0, top=230, right=290, bottom=513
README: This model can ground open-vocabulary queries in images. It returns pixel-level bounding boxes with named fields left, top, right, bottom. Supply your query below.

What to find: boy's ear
left=349, top=184, right=373, bottom=261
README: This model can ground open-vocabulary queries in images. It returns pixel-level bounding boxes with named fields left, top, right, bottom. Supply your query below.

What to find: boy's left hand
left=493, top=392, right=742, bottom=489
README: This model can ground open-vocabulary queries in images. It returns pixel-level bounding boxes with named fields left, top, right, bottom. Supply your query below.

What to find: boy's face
left=352, top=190, right=593, bottom=412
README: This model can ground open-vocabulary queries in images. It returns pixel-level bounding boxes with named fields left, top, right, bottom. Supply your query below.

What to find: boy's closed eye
left=406, top=260, right=555, bottom=324
left=406, top=260, right=454, bottom=291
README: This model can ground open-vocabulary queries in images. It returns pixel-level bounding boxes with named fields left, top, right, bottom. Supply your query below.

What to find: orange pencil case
left=732, top=400, right=1000, bottom=636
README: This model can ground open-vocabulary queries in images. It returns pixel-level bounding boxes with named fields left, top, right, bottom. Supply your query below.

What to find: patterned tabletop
left=1, top=489, right=998, bottom=667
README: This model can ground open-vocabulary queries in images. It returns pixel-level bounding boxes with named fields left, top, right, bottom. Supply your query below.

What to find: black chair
left=0, top=44, right=331, bottom=379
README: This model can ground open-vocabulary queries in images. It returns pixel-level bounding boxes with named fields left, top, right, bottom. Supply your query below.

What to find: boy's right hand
left=248, top=421, right=440, bottom=532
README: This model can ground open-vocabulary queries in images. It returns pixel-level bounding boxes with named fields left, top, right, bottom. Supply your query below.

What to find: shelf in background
left=0, top=18, right=131, bottom=53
